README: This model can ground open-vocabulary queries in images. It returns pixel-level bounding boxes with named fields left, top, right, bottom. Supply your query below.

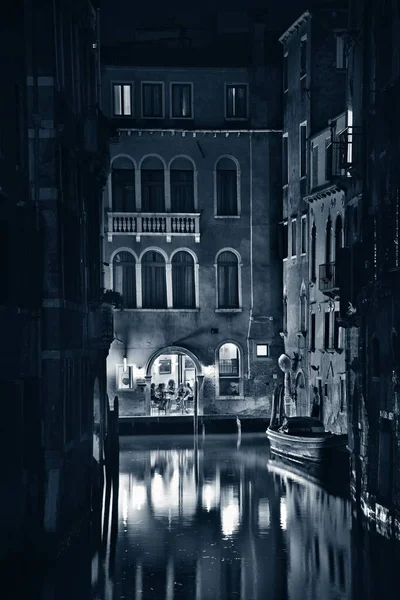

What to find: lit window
left=226, top=84, right=248, bottom=119
left=113, top=84, right=132, bottom=116
left=117, top=364, right=133, bottom=389
left=171, top=83, right=193, bottom=118
left=218, top=343, right=241, bottom=397
left=256, top=344, right=269, bottom=357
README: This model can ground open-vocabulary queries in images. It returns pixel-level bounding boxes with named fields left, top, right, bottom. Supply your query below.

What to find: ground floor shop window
left=218, top=342, right=241, bottom=397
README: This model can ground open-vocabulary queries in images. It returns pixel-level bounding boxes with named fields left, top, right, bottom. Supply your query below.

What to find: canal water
left=18, top=434, right=400, bottom=599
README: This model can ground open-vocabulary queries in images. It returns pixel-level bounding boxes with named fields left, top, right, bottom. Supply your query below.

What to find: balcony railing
left=107, top=212, right=201, bottom=243
left=330, top=126, right=363, bottom=179
left=319, top=262, right=339, bottom=297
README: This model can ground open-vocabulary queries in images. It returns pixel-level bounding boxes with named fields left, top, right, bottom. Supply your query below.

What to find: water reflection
left=25, top=435, right=400, bottom=600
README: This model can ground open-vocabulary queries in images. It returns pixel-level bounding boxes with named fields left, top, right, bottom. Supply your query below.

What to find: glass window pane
left=123, top=85, right=131, bottom=115
left=113, top=84, right=122, bottom=115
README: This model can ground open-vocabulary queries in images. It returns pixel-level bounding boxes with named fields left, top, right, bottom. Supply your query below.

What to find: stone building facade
left=0, top=0, right=112, bottom=557
left=337, top=0, right=400, bottom=539
left=278, top=5, right=347, bottom=430
left=101, top=19, right=284, bottom=418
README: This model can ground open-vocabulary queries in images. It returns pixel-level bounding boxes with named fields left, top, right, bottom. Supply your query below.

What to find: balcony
left=319, top=262, right=339, bottom=298
left=107, top=212, right=201, bottom=243
left=330, top=126, right=363, bottom=181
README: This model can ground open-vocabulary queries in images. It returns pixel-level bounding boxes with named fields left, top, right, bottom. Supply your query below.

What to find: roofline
left=279, top=10, right=311, bottom=44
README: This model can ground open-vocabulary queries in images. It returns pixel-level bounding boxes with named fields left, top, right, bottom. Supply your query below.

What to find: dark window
left=299, top=289, right=306, bottom=332
left=113, top=84, right=132, bottom=116
left=336, top=34, right=347, bottom=70
left=226, top=85, right=247, bottom=118
left=172, top=251, right=195, bottom=308
left=171, top=169, right=194, bottom=212
left=378, top=419, right=393, bottom=501
left=113, top=251, right=136, bottom=308
left=311, top=221, right=317, bottom=280
left=300, top=38, right=307, bottom=77
left=325, top=139, right=333, bottom=180
left=112, top=168, right=135, bottom=211
left=141, top=169, right=165, bottom=212
left=282, top=222, right=288, bottom=259
left=326, top=216, right=332, bottom=264
left=142, top=83, right=163, bottom=118
left=217, top=251, right=239, bottom=309
left=334, top=310, right=340, bottom=349
left=291, top=219, right=297, bottom=257
left=335, top=215, right=343, bottom=260
left=142, top=251, right=167, bottom=308
left=283, top=136, right=288, bottom=185
left=312, top=143, right=318, bottom=188
left=301, top=216, right=307, bottom=254
left=219, top=343, right=241, bottom=396
left=310, top=313, right=316, bottom=351
left=216, top=159, right=238, bottom=216
left=300, top=124, right=307, bottom=177
left=283, top=54, right=288, bottom=92
left=171, top=83, right=192, bottom=118
left=283, top=295, right=288, bottom=333
left=324, top=312, right=331, bottom=350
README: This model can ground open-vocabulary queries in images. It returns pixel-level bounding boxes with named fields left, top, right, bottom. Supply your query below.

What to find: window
left=283, top=294, right=288, bottom=333
left=171, top=83, right=193, bottom=118
left=300, top=123, right=307, bottom=177
left=283, top=134, right=288, bottom=185
left=335, top=33, right=347, bottom=69
left=299, top=285, right=307, bottom=333
left=217, top=251, right=239, bottom=309
left=226, top=84, right=248, bottom=119
left=256, top=344, right=269, bottom=357
left=334, top=310, right=342, bottom=350
left=218, top=343, right=241, bottom=396
left=335, top=215, right=343, bottom=260
left=216, top=158, right=238, bottom=216
left=117, top=364, right=133, bottom=389
left=172, top=251, right=195, bottom=308
left=300, top=37, right=307, bottom=77
left=170, top=158, right=194, bottom=212
left=283, top=53, right=288, bottom=92
left=113, top=251, right=136, bottom=308
left=310, top=312, right=316, bottom=351
left=291, top=218, right=297, bottom=257
left=113, top=83, right=132, bottom=116
left=141, top=157, right=165, bottom=212
left=324, top=312, right=331, bottom=350
left=311, top=221, right=317, bottom=280
left=326, top=216, right=332, bottom=264
left=142, top=82, right=164, bottom=118
left=312, top=143, right=319, bottom=188
left=325, top=138, right=333, bottom=181
left=339, top=376, right=346, bottom=413
left=141, top=251, right=167, bottom=308
left=111, top=157, right=135, bottom=211
left=301, top=215, right=307, bottom=254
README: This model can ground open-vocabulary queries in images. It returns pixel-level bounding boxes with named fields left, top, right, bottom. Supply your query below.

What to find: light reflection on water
left=22, top=434, right=400, bottom=600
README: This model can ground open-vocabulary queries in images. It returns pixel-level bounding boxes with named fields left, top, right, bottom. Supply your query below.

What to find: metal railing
left=330, top=126, right=363, bottom=178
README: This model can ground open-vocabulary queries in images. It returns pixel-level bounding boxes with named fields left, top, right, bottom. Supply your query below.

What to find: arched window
left=326, top=215, right=332, bottom=264
left=311, top=221, right=317, bottom=281
left=217, top=251, right=239, bottom=308
left=283, top=290, right=288, bottom=333
left=111, top=157, right=135, bottom=212
left=141, top=157, right=165, bottom=212
left=218, top=342, right=241, bottom=397
left=170, top=157, right=194, bottom=212
left=141, top=250, right=167, bottom=308
left=335, top=214, right=343, bottom=260
left=112, top=251, right=136, bottom=308
left=371, top=335, right=380, bottom=379
left=216, top=157, right=238, bottom=216
left=172, top=251, right=195, bottom=308
left=299, top=284, right=307, bottom=333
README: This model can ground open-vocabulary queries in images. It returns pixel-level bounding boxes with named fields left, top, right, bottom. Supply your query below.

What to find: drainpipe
left=247, top=133, right=254, bottom=379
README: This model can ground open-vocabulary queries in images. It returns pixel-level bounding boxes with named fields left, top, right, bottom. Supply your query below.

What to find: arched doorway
left=146, top=347, right=202, bottom=417
left=295, top=371, right=307, bottom=416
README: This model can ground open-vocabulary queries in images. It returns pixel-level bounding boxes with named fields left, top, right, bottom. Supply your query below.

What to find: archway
left=146, top=346, right=203, bottom=417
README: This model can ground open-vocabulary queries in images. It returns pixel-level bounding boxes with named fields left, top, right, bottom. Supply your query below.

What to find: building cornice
left=304, top=184, right=343, bottom=203
left=114, top=128, right=282, bottom=138
left=279, top=11, right=311, bottom=44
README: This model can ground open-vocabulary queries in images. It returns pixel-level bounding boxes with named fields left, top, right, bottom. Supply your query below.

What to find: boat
left=266, top=415, right=348, bottom=465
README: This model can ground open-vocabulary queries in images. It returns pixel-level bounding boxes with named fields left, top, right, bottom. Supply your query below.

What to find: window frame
left=255, top=342, right=269, bottom=359
left=282, top=220, right=288, bottom=261
left=282, top=133, right=289, bottom=187
left=111, top=82, right=134, bottom=117
left=216, top=341, right=243, bottom=398
left=283, top=52, right=289, bottom=93
left=116, top=364, right=134, bottom=390
left=169, top=82, right=194, bottom=119
left=224, top=83, right=249, bottom=120
left=299, top=121, right=307, bottom=178
left=171, top=250, right=196, bottom=309
left=300, top=35, right=307, bottom=79
left=141, top=81, right=165, bottom=119
left=291, top=217, right=297, bottom=258
left=300, top=214, right=307, bottom=255
left=215, top=248, right=242, bottom=312
left=311, top=142, right=319, bottom=189
left=112, top=250, right=137, bottom=308
left=214, top=156, right=241, bottom=218
left=335, top=32, right=347, bottom=70
left=141, top=249, right=168, bottom=309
